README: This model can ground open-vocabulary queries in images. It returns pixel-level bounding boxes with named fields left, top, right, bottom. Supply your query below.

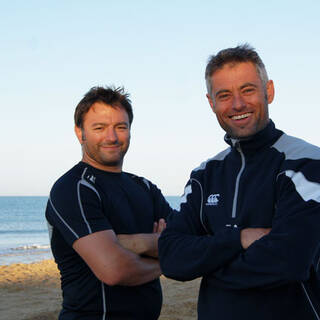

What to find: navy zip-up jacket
left=159, top=120, right=320, bottom=320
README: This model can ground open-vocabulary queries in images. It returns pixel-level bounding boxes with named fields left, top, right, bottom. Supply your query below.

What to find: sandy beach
left=0, top=259, right=200, bottom=320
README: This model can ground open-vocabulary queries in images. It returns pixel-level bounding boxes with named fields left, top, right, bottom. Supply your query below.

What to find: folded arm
left=73, top=229, right=161, bottom=286
left=240, top=227, right=271, bottom=249
left=159, top=180, right=243, bottom=281
left=117, top=218, right=166, bottom=258
left=209, top=171, right=320, bottom=290
left=160, top=165, right=320, bottom=288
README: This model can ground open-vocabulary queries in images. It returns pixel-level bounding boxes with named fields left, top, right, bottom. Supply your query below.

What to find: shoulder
left=191, top=147, right=231, bottom=176
left=124, top=172, right=153, bottom=190
left=50, top=163, right=101, bottom=201
left=271, top=133, right=320, bottom=160
left=51, top=164, right=83, bottom=190
left=124, top=173, right=168, bottom=203
left=273, top=134, right=320, bottom=202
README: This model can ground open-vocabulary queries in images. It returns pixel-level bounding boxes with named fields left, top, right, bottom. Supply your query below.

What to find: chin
left=100, top=160, right=122, bottom=167
left=232, top=123, right=265, bottom=138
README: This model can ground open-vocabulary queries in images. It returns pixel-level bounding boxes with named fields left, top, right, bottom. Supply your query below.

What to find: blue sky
left=1, top=0, right=320, bottom=196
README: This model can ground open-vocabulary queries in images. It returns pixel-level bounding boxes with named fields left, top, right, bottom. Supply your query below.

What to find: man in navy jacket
left=159, top=44, right=320, bottom=319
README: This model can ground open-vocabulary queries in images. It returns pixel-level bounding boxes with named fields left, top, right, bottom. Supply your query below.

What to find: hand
left=240, top=227, right=271, bottom=249
left=153, top=218, right=167, bottom=234
left=117, top=219, right=167, bottom=258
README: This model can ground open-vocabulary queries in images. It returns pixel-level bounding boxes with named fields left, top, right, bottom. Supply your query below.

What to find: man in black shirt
left=46, top=86, right=172, bottom=319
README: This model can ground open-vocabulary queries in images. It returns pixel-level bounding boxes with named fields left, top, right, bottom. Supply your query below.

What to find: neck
left=81, top=157, right=122, bottom=173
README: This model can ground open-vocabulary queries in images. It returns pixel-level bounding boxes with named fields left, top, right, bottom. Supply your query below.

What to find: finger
left=157, top=219, right=167, bottom=232
left=153, top=222, right=158, bottom=233
left=264, top=228, right=271, bottom=235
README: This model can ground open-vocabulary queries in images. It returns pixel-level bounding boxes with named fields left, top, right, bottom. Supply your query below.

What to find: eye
left=217, top=93, right=231, bottom=101
left=116, top=123, right=129, bottom=130
left=242, top=87, right=255, bottom=95
left=117, top=126, right=128, bottom=131
left=93, top=127, right=103, bottom=131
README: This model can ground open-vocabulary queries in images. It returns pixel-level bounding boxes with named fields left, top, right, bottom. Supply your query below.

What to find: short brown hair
left=74, top=86, right=133, bottom=128
left=205, top=44, right=268, bottom=97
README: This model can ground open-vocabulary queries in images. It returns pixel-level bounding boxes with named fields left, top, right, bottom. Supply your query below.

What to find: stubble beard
left=96, top=144, right=128, bottom=168
left=222, top=99, right=269, bottom=140
left=82, top=142, right=128, bottom=170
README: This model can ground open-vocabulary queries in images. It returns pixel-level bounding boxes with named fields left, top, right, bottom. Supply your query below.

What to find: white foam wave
left=12, top=244, right=50, bottom=251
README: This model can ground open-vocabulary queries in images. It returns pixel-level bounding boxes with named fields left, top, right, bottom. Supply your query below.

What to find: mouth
left=100, top=144, right=120, bottom=149
left=230, top=112, right=252, bottom=120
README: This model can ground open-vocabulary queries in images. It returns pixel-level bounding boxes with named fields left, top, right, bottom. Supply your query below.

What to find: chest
left=100, top=176, right=155, bottom=234
left=201, top=151, right=282, bottom=234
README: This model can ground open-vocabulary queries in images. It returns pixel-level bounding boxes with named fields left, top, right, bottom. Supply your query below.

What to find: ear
left=206, top=93, right=216, bottom=113
left=266, top=80, right=275, bottom=104
left=74, top=125, right=84, bottom=144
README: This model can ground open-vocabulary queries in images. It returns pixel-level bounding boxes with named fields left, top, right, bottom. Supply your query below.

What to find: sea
left=0, top=196, right=180, bottom=266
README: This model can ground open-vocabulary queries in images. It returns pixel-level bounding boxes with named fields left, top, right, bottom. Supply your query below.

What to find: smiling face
left=75, top=102, right=130, bottom=172
left=207, top=62, right=274, bottom=139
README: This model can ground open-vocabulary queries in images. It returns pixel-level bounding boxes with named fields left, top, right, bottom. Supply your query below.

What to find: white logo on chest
left=87, top=174, right=96, bottom=183
left=206, top=194, right=220, bottom=206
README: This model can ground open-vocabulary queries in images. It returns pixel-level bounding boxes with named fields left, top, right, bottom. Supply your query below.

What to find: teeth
left=232, top=113, right=251, bottom=120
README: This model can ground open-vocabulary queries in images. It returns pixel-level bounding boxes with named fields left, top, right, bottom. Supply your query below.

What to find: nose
left=104, top=127, right=118, bottom=143
left=232, top=94, right=246, bottom=111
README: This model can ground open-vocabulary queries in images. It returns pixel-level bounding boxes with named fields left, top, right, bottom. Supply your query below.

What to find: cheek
left=118, top=132, right=130, bottom=143
left=214, top=101, right=230, bottom=114
left=86, top=134, right=102, bottom=145
left=214, top=106, right=228, bottom=120
left=124, top=131, right=131, bottom=139
left=251, top=93, right=265, bottom=106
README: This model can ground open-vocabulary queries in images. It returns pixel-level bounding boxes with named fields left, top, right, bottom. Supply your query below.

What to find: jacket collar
left=224, top=120, right=283, bottom=154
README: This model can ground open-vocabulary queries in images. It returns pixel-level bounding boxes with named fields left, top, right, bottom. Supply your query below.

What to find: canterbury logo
left=206, top=194, right=220, bottom=206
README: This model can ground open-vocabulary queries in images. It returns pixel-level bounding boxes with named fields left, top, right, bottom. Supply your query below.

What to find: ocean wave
left=0, top=229, right=48, bottom=234
left=0, top=249, right=53, bottom=265
left=0, top=244, right=52, bottom=264
left=11, top=244, right=50, bottom=251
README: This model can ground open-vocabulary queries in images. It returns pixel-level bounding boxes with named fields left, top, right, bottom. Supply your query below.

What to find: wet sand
left=0, top=259, right=200, bottom=319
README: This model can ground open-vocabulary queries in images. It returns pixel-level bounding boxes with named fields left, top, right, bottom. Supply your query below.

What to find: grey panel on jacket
left=272, top=134, right=320, bottom=160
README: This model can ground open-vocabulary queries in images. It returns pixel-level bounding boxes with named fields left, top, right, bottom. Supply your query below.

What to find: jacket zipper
left=231, top=142, right=245, bottom=218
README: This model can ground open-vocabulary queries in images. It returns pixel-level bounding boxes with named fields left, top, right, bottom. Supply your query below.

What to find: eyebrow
left=116, top=122, right=129, bottom=127
left=91, top=121, right=129, bottom=127
left=240, top=82, right=258, bottom=90
left=215, top=89, right=230, bottom=97
left=215, top=82, right=258, bottom=97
